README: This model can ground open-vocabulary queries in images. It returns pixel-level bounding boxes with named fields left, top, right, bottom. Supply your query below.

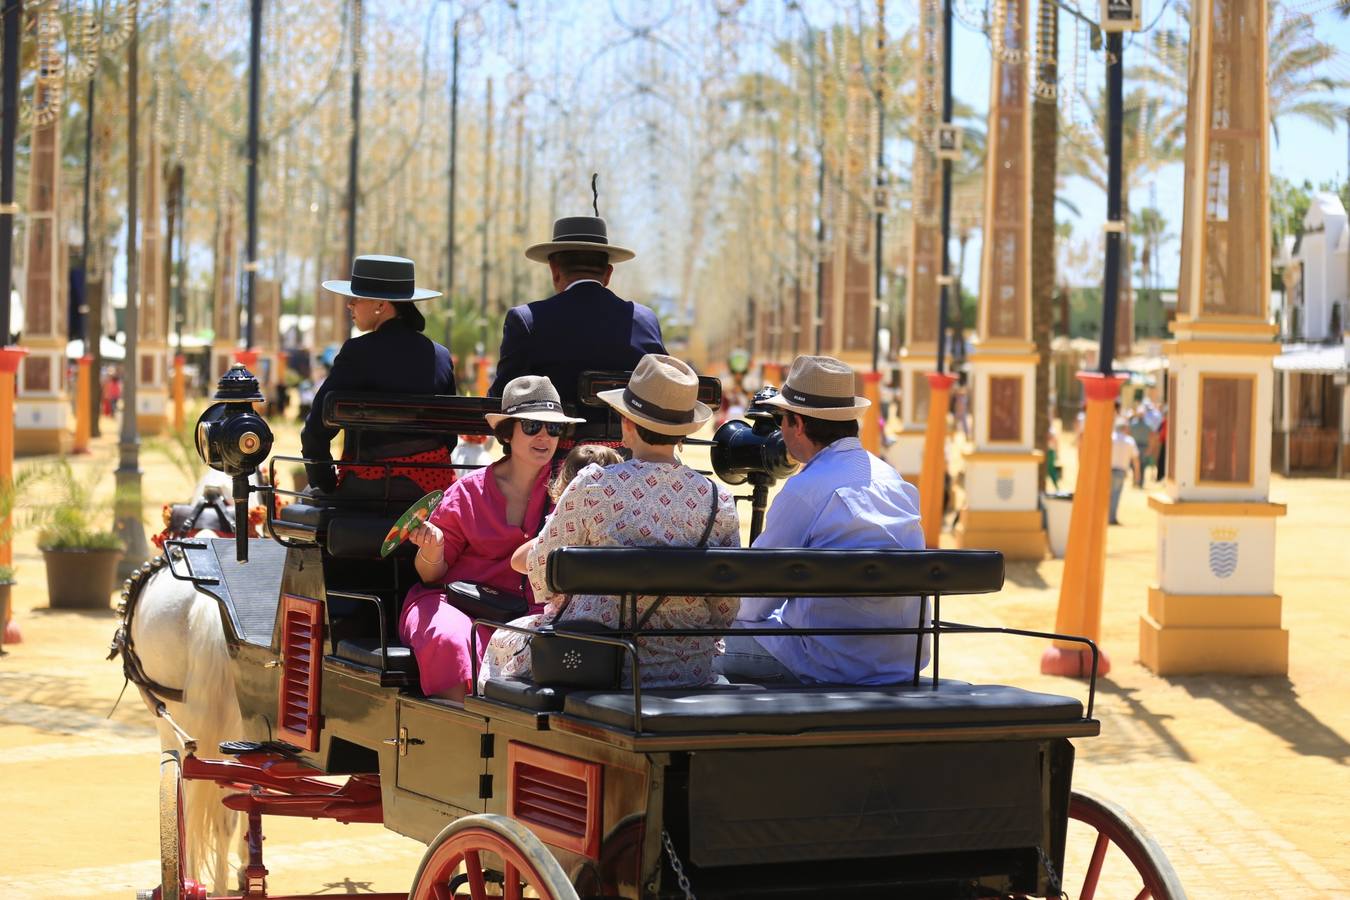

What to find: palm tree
left=1131, top=0, right=1349, bottom=146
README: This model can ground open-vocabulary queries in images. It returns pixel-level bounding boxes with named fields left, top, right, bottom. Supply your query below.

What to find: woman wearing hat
left=478, top=354, right=742, bottom=691
left=399, top=376, right=584, bottom=700
left=301, top=255, right=457, bottom=495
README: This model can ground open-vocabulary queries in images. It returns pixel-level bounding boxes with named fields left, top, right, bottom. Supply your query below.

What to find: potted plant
left=33, top=461, right=124, bottom=610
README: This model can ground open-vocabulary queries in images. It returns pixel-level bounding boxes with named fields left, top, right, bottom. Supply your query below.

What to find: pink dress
left=399, top=462, right=551, bottom=696
left=478, top=460, right=741, bottom=690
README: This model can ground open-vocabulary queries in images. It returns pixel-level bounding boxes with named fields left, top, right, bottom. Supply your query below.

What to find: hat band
left=550, top=233, right=609, bottom=245
left=504, top=399, right=561, bottom=416
left=781, top=383, right=856, bottom=409
left=350, top=272, right=415, bottom=298
left=623, top=387, right=694, bottom=424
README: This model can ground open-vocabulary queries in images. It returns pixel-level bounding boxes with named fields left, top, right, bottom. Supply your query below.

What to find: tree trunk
left=1031, top=0, right=1058, bottom=490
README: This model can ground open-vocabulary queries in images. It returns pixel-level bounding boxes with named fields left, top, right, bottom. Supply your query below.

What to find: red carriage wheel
left=408, top=814, right=580, bottom=900
left=146, top=751, right=207, bottom=900
left=1056, top=790, right=1187, bottom=900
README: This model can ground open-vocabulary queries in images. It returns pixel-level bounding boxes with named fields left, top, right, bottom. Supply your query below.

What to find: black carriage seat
left=482, top=674, right=766, bottom=713
left=333, top=638, right=418, bottom=676
left=559, top=682, right=1083, bottom=735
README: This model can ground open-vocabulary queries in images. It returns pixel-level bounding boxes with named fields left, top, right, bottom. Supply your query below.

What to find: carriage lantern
left=194, top=364, right=273, bottom=562
left=711, top=385, right=797, bottom=539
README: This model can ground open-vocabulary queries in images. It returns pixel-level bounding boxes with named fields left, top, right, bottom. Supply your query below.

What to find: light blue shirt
left=738, top=437, right=930, bottom=685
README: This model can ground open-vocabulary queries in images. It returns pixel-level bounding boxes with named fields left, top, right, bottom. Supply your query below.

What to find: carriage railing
left=468, top=547, right=1100, bottom=734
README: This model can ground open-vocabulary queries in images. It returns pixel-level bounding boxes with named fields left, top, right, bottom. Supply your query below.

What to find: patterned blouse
left=479, top=459, right=741, bottom=689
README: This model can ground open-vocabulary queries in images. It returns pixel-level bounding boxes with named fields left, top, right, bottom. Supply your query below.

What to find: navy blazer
left=301, top=317, right=457, bottom=491
left=490, top=281, right=666, bottom=424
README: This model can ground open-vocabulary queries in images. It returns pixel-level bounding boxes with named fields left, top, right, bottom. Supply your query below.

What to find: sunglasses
left=518, top=419, right=567, bottom=437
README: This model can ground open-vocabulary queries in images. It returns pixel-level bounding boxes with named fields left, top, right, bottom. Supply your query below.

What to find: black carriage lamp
left=711, top=385, right=798, bottom=541
left=195, top=364, right=274, bottom=562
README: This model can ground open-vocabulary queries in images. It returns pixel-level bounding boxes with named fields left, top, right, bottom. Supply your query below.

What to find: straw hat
left=524, top=216, right=636, bottom=264
left=484, top=376, right=587, bottom=428
left=762, top=355, right=871, bottom=421
left=597, top=354, right=712, bottom=436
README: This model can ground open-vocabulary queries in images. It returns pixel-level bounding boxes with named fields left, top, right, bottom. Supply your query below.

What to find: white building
left=1274, top=192, right=1350, bottom=476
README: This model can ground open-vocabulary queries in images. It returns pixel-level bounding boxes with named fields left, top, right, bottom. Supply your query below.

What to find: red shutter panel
left=508, top=742, right=602, bottom=860
left=277, top=595, right=323, bottom=751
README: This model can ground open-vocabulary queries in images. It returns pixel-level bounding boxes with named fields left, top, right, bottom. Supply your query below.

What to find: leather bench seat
left=560, top=681, right=1082, bottom=735
left=333, top=638, right=418, bottom=675
left=482, top=675, right=765, bottom=713
left=278, top=501, right=327, bottom=529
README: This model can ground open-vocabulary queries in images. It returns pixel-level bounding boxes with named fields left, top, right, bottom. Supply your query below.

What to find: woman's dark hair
left=393, top=301, right=426, bottom=332
left=633, top=422, right=682, bottom=446
left=492, top=420, right=515, bottom=456
left=784, top=411, right=859, bottom=448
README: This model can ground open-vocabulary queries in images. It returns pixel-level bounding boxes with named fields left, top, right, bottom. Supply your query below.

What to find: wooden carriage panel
left=394, top=699, right=488, bottom=813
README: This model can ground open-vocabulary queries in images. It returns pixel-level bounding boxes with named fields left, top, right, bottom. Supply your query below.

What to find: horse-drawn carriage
left=130, top=366, right=1184, bottom=900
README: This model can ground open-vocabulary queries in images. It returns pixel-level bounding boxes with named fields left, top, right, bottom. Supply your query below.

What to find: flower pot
left=42, top=548, right=123, bottom=610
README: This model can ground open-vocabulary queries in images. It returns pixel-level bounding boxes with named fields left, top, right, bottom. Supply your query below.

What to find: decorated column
left=1139, top=0, right=1287, bottom=674
left=954, top=0, right=1047, bottom=559
left=14, top=19, right=68, bottom=455
left=890, top=0, right=944, bottom=484
left=135, top=136, right=168, bottom=435
left=211, top=201, right=238, bottom=382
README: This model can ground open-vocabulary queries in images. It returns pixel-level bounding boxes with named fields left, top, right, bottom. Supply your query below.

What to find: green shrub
left=26, top=460, right=123, bottom=553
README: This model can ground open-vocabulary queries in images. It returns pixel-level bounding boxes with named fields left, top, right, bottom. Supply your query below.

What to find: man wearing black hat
left=301, top=255, right=457, bottom=495
left=490, top=216, right=666, bottom=428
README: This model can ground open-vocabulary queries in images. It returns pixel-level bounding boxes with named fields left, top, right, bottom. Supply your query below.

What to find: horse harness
left=107, top=554, right=187, bottom=704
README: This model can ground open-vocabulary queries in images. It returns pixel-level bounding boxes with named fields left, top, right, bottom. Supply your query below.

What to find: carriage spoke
left=463, top=850, right=489, bottom=900
left=1132, top=888, right=1151, bottom=900
left=1080, top=831, right=1111, bottom=900
left=503, top=862, right=523, bottom=900
left=431, top=885, right=453, bottom=900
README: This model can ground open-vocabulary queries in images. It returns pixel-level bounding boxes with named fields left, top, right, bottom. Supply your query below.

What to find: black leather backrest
left=546, top=547, right=1004, bottom=598
left=324, top=392, right=497, bottom=436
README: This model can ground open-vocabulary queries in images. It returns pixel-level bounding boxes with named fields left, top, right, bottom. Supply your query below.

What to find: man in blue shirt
left=715, top=355, right=928, bottom=685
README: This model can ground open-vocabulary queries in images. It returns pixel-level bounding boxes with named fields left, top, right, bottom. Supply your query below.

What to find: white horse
left=115, top=468, right=261, bottom=892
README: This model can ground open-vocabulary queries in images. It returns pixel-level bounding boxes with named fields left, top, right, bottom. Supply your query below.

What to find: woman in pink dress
left=400, top=376, right=584, bottom=700
left=479, top=354, right=742, bottom=691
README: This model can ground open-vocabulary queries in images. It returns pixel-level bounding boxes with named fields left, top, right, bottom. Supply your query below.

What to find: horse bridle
left=107, top=554, right=187, bottom=704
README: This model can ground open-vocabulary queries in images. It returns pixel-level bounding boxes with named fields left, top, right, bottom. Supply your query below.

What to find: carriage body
left=147, top=381, right=1181, bottom=900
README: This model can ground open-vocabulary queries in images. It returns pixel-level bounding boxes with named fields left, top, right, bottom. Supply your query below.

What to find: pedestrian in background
left=1109, top=418, right=1140, bottom=526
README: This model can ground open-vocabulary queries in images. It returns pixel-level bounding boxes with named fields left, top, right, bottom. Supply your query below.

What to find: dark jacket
left=301, top=317, right=457, bottom=491
left=490, top=281, right=666, bottom=425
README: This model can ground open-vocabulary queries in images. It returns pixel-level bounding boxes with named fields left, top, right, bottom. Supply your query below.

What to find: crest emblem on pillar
left=1208, top=528, right=1239, bottom=579
left=996, top=470, right=1015, bottom=501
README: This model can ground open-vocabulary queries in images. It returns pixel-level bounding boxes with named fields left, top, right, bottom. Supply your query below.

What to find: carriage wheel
left=408, top=814, right=580, bottom=900
left=155, top=751, right=207, bottom=900
left=1058, top=790, right=1186, bottom=900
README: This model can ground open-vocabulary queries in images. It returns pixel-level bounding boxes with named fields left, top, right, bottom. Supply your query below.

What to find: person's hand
left=407, top=522, right=445, bottom=560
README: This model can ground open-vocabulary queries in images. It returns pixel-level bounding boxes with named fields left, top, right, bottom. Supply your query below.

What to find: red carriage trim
left=507, top=742, right=603, bottom=861
left=277, top=595, right=323, bottom=752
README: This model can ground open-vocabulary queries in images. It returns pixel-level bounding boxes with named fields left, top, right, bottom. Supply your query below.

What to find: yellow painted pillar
left=1, top=346, right=28, bottom=644
left=918, top=371, right=956, bottom=548
left=1040, top=371, right=1126, bottom=677
left=860, top=371, right=883, bottom=455
left=73, top=355, right=92, bottom=453
left=475, top=355, right=491, bottom=397
left=171, top=354, right=185, bottom=431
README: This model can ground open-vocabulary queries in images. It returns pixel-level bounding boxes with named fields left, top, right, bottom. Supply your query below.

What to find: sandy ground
left=0, top=411, right=1347, bottom=898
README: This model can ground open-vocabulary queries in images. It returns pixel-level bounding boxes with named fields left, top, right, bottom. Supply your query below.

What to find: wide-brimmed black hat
left=322, top=254, right=442, bottom=301
left=524, top=216, right=635, bottom=264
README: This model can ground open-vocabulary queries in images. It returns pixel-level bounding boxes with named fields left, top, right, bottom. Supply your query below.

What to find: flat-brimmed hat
left=484, top=376, right=587, bottom=429
left=524, top=216, right=636, bottom=264
left=322, top=254, right=442, bottom=301
left=597, top=354, right=712, bottom=436
left=762, top=355, right=871, bottom=421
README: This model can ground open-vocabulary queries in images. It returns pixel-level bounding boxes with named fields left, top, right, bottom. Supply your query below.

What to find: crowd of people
left=294, top=215, right=929, bottom=703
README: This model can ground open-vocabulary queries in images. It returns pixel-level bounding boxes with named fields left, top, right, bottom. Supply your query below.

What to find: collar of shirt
left=798, top=436, right=863, bottom=474
left=563, top=278, right=603, bottom=292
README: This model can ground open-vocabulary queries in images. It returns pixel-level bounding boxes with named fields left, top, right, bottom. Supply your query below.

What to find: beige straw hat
left=484, top=376, right=587, bottom=428
left=597, top=354, right=712, bottom=436
left=762, top=355, right=871, bottom=421
left=524, top=216, right=636, bottom=264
